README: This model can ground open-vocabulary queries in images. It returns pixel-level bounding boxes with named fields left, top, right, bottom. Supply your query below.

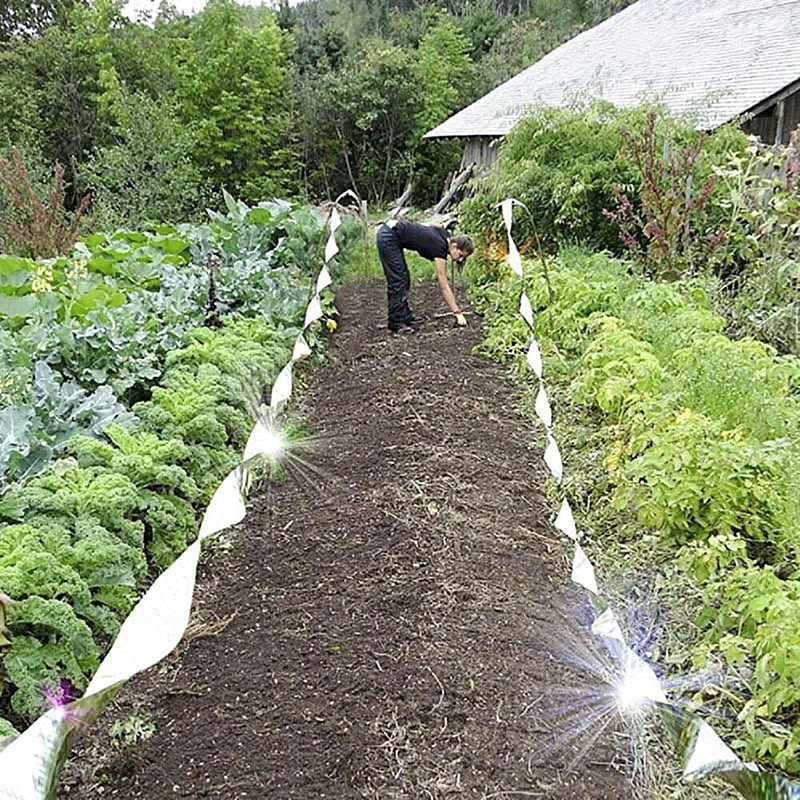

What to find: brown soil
left=60, top=279, right=631, bottom=799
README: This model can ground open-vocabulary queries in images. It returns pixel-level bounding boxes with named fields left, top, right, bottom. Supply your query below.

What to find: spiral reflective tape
left=197, top=467, right=250, bottom=540
left=498, top=198, right=800, bottom=800
left=0, top=205, right=348, bottom=800
left=498, top=199, right=563, bottom=486
left=571, top=543, right=599, bottom=595
left=292, top=334, right=312, bottom=363
left=526, top=336, right=543, bottom=379
left=269, top=362, right=294, bottom=411
left=554, top=498, right=577, bottom=541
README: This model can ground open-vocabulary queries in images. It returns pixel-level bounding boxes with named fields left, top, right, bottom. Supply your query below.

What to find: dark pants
left=376, top=224, right=413, bottom=330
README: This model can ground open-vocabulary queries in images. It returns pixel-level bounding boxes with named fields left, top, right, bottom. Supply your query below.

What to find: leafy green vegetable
left=4, top=597, right=98, bottom=718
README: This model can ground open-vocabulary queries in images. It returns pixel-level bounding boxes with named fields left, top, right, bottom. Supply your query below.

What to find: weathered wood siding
left=742, top=86, right=800, bottom=144
left=460, top=136, right=501, bottom=170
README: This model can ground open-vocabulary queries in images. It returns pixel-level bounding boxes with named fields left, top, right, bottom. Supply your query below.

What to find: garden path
left=61, top=279, right=630, bottom=799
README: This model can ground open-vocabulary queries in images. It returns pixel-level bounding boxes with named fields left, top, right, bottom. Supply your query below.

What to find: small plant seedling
left=109, top=714, right=156, bottom=749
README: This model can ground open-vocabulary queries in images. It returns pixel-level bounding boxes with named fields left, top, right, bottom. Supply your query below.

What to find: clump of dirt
left=60, top=279, right=631, bottom=799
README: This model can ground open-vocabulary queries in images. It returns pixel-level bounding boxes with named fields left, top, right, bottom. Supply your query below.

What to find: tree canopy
left=0, top=0, right=635, bottom=219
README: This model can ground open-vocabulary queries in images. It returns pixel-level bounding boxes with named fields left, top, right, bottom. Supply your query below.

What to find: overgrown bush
left=82, top=92, right=205, bottom=230
left=462, top=103, right=641, bottom=253
left=461, top=104, right=750, bottom=268
left=703, top=129, right=800, bottom=354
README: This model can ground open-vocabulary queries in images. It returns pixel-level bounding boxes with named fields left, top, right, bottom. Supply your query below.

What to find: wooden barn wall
left=741, top=87, right=800, bottom=144
left=460, top=137, right=501, bottom=170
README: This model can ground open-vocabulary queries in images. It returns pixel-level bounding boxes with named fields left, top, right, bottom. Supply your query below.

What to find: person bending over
left=376, top=218, right=473, bottom=333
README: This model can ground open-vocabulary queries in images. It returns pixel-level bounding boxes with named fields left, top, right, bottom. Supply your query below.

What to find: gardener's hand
left=454, top=311, right=467, bottom=327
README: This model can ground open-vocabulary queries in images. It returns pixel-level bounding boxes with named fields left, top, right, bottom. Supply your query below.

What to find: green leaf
left=151, top=236, right=190, bottom=256
left=244, top=207, right=274, bottom=225
left=0, top=255, right=32, bottom=276
left=0, top=406, right=33, bottom=475
left=0, top=593, right=12, bottom=647
left=80, top=234, right=107, bottom=248
left=0, top=492, right=25, bottom=522
left=0, top=268, right=32, bottom=292
left=68, top=285, right=126, bottom=318
left=85, top=253, right=118, bottom=276
left=0, top=294, right=37, bottom=319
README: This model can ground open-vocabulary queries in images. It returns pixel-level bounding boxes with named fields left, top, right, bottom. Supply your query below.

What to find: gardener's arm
left=434, top=257, right=460, bottom=313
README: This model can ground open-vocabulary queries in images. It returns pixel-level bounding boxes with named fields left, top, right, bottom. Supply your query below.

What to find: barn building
left=425, top=0, right=800, bottom=170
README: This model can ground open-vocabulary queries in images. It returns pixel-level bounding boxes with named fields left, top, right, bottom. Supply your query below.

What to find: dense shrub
left=461, top=104, right=750, bottom=260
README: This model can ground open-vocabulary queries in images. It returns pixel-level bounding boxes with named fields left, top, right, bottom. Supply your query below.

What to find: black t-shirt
left=392, top=221, right=448, bottom=261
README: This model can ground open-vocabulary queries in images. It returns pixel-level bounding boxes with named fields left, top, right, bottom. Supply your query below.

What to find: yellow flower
left=326, top=318, right=338, bottom=332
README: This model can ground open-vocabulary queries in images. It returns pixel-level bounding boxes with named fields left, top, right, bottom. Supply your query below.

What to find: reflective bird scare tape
left=0, top=193, right=357, bottom=800
left=498, top=197, right=800, bottom=800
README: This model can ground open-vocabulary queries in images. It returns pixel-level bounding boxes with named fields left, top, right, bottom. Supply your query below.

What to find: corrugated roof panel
left=426, top=0, right=800, bottom=138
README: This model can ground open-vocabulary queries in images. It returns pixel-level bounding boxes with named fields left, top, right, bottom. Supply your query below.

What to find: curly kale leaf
left=71, top=425, right=199, bottom=501
left=17, top=467, right=145, bottom=550
left=0, top=555, right=90, bottom=607
left=142, top=492, right=198, bottom=570
left=0, top=524, right=90, bottom=605
left=68, top=518, right=147, bottom=590
left=0, top=717, right=18, bottom=742
left=4, top=597, right=98, bottom=719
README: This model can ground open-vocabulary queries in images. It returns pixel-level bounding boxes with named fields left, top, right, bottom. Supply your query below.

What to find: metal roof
left=425, top=0, right=800, bottom=138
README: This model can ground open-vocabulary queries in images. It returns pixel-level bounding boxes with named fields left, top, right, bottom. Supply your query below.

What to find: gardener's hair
left=451, top=234, right=474, bottom=255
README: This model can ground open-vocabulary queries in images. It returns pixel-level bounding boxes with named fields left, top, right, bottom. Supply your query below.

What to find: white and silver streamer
left=0, top=204, right=347, bottom=800
left=498, top=197, right=800, bottom=800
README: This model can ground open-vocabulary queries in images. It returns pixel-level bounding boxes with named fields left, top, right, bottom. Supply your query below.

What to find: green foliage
left=17, top=466, right=145, bottom=550
left=572, top=318, right=665, bottom=415
left=462, top=104, right=642, bottom=253
left=471, top=248, right=800, bottom=772
left=470, top=16, right=558, bottom=91
left=413, top=12, right=473, bottom=136
left=704, top=133, right=800, bottom=355
left=0, top=0, right=644, bottom=211
left=0, top=0, right=86, bottom=41
left=82, top=91, right=204, bottom=230
left=70, top=425, right=201, bottom=570
left=177, top=0, right=296, bottom=201
left=411, top=14, right=473, bottom=201
left=0, top=360, right=130, bottom=493
left=0, top=717, right=18, bottom=739
left=463, top=106, right=751, bottom=261
left=700, top=567, right=800, bottom=772
left=615, top=407, right=785, bottom=549
left=0, top=193, right=339, bottom=729
left=326, top=39, right=418, bottom=204
left=0, top=196, right=334, bottom=491
left=671, top=333, right=800, bottom=440
left=3, top=596, right=98, bottom=717
left=109, top=713, right=156, bottom=749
